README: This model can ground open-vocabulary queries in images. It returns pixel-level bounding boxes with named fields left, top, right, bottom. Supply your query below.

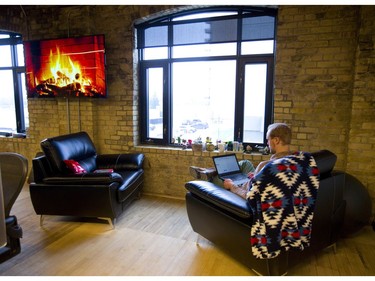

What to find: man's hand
left=247, top=172, right=254, bottom=179
left=223, top=179, right=234, bottom=190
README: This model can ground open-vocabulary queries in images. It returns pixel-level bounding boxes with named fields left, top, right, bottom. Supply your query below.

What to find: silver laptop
left=212, top=154, right=249, bottom=186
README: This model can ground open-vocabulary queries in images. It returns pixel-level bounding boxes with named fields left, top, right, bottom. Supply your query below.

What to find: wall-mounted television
left=24, top=34, right=107, bottom=98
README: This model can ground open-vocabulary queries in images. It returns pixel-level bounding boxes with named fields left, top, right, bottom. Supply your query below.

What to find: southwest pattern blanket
left=246, top=151, right=320, bottom=259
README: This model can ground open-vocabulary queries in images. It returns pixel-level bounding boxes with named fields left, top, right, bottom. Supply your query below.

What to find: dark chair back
left=41, top=131, right=97, bottom=173
left=0, top=152, right=28, bottom=217
left=0, top=152, right=27, bottom=263
left=311, top=149, right=337, bottom=178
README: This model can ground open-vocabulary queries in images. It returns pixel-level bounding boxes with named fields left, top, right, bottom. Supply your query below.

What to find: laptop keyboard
left=231, top=174, right=246, bottom=181
left=223, top=174, right=249, bottom=186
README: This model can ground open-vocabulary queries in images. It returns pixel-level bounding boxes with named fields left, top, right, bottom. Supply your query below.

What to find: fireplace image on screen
left=24, top=35, right=106, bottom=98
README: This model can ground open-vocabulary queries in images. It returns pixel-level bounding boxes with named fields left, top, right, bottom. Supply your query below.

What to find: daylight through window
left=0, top=32, right=27, bottom=136
left=136, top=6, right=277, bottom=147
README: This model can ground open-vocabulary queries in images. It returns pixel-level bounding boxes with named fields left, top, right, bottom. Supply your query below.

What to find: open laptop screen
left=213, top=154, right=241, bottom=176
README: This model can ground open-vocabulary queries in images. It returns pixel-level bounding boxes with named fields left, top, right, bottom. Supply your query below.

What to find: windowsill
left=0, top=132, right=26, bottom=139
left=135, top=144, right=269, bottom=157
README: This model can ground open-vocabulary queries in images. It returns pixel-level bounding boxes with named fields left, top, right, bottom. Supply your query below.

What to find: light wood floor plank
left=0, top=186, right=374, bottom=276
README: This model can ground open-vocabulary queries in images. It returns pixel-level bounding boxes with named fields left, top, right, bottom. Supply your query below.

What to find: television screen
left=24, top=34, right=106, bottom=98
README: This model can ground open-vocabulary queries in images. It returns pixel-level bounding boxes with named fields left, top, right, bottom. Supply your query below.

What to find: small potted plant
left=192, top=137, right=203, bottom=152
left=227, top=141, right=233, bottom=151
left=206, top=137, right=215, bottom=151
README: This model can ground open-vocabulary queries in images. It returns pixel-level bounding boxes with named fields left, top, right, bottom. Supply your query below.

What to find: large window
left=0, top=31, right=27, bottom=136
left=136, top=6, right=276, bottom=147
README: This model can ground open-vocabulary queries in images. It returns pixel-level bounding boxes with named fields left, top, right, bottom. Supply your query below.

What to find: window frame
left=136, top=6, right=277, bottom=148
left=235, top=55, right=274, bottom=144
left=0, top=31, right=27, bottom=136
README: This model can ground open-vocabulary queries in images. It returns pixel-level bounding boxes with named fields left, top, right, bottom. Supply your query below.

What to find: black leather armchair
left=29, top=131, right=145, bottom=227
left=185, top=150, right=347, bottom=275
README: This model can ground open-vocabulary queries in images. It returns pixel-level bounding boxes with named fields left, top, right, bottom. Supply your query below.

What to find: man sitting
left=189, top=123, right=293, bottom=199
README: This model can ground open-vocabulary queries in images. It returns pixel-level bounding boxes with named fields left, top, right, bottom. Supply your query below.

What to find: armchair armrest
left=42, top=172, right=123, bottom=185
left=185, top=180, right=252, bottom=219
left=96, top=153, right=145, bottom=170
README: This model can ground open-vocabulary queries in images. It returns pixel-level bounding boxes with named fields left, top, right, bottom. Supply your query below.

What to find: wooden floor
left=1, top=186, right=374, bottom=276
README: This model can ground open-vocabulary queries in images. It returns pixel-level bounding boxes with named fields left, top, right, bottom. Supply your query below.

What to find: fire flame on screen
left=24, top=35, right=106, bottom=98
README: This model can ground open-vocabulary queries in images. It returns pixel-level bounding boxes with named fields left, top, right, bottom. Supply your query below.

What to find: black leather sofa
left=29, top=131, right=145, bottom=226
left=185, top=150, right=347, bottom=276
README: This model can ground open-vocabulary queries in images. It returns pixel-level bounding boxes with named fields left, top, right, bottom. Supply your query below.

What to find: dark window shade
left=145, top=26, right=168, bottom=47
left=242, top=16, right=275, bottom=41
left=173, top=19, right=237, bottom=45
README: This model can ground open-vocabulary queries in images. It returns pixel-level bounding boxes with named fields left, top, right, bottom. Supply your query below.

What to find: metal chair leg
left=332, top=243, right=337, bottom=254
left=99, top=217, right=115, bottom=229
left=196, top=233, right=201, bottom=245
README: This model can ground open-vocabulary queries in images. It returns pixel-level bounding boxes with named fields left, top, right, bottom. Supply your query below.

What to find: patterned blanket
left=246, top=151, right=320, bottom=259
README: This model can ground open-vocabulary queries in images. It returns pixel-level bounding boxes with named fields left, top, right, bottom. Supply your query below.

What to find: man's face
left=267, top=137, right=277, bottom=154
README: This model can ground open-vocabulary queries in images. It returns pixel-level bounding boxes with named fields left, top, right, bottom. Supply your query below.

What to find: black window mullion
left=10, top=39, right=24, bottom=133
left=165, top=20, right=172, bottom=144
left=234, top=13, right=244, bottom=142
left=14, top=70, right=25, bottom=133
left=163, top=63, right=170, bottom=144
left=264, top=57, right=274, bottom=142
left=139, top=62, right=148, bottom=143
left=234, top=59, right=244, bottom=143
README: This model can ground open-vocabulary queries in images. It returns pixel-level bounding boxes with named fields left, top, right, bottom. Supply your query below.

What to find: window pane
left=145, top=26, right=168, bottom=47
left=144, top=47, right=168, bottom=60
left=17, top=43, right=24, bottom=66
left=20, top=73, right=29, bottom=129
left=172, top=42, right=236, bottom=58
left=172, top=60, right=236, bottom=143
left=173, top=18, right=237, bottom=45
left=243, top=64, right=267, bottom=143
left=173, top=22, right=210, bottom=45
left=0, top=45, right=12, bottom=67
left=241, top=40, right=274, bottom=55
left=242, top=16, right=275, bottom=40
left=0, top=70, right=16, bottom=132
left=147, top=68, right=163, bottom=139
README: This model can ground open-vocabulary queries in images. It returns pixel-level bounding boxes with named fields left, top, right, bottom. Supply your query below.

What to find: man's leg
left=238, top=159, right=255, bottom=174
left=189, top=166, right=217, bottom=181
left=189, top=159, right=255, bottom=187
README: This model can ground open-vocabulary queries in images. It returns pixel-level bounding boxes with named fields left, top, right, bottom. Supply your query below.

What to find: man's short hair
left=266, top=123, right=292, bottom=145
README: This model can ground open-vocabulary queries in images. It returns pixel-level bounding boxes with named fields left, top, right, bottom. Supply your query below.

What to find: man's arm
left=223, top=179, right=249, bottom=199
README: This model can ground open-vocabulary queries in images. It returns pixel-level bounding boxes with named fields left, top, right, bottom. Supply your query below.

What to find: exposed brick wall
left=276, top=6, right=374, bottom=213
left=348, top=6, right=375, bottom=206
left=276, top=6, right=359, bottom=167
left=0, top=5, right=373, bottom=211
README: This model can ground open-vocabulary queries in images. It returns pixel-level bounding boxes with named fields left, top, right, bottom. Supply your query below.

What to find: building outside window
left=135, top=6, right=277, bottom=148
left=0, top=31, right=27, bottom=137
